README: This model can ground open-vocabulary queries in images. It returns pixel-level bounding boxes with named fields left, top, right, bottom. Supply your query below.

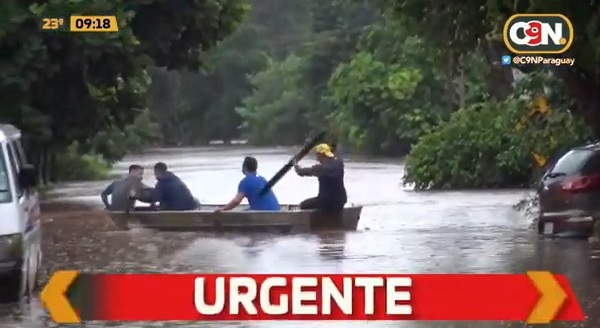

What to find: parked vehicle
left=0, top=124, right=41, bottom=301
left=537, top=143, right=600, bottom=237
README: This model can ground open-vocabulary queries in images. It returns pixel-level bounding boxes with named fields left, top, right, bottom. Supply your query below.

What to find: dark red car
left=537, top=143, right=600, bottom=237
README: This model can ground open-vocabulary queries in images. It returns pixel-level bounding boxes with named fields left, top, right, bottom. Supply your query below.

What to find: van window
left=8, top=141, right=21, bottom=171
left=0, top=146, right=12, bottom=203
left=12, top=139, right=28, bottom=166
left=550, top=149, right=593, bottom=175
left=6, top=143, right=21, bottom=197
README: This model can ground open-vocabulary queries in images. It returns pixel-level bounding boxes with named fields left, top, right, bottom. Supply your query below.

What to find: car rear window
left=550, top=149, right=593, bottom=175
left=580, top=150, right=600, bottom=174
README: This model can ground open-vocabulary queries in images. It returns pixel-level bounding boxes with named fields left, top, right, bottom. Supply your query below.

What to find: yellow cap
left=314, top=143, right=334, bottom=157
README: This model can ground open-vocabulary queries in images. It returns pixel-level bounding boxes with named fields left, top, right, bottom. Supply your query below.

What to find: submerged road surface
left=1, top=147, right=599, bottom=327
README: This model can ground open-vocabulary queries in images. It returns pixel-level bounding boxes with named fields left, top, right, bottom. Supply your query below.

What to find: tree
left=303, top=0, right=382, bottom=122
left=247, top=0, right=312, bottom=60
left=0, top=0, right=246, bottom=180
left=239, top=55, right=312, bottom=144
left=146, top=0, right=314, bottom=145
left=403, top=73, right=593, bottom=189
left=385, top=0, right=600, bottom=135
left=328, top=19, right=452, bottom=155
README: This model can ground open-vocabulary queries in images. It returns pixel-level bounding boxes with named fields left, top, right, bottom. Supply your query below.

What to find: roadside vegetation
left=0, top=0, right=598, bottom=189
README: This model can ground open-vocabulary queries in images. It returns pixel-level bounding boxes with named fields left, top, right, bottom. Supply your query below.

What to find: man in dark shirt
left=293, top=143, right=347, bottom=213
left=153, top=162, right=198, bottom=211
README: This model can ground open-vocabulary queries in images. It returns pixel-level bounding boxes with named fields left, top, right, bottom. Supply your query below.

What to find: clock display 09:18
left=69, top=16, right=119, bottom=32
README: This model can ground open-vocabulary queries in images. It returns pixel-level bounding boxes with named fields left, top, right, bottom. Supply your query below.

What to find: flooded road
left=1, top=147, right=599, bottom=327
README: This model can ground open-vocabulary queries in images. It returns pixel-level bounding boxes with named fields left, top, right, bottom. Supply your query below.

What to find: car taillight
left=561, top=175, right=600, bottom=192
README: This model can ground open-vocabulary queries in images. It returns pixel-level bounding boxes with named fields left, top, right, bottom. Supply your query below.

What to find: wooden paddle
left=259, top=129, right=327, bottom=196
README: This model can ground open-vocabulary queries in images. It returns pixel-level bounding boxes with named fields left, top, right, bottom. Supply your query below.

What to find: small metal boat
left=107, top=204, right=363, bottom=233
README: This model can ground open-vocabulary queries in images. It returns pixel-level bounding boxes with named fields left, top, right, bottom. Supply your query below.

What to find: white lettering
left=543, top=23, right=562, bottom=45
left=321, top=277, right=353, bottom=315
left=513, top=56, right=575, bottom=66
left=261, top=277, right=288, bottom=315
left=509, top=21, right=565, bottom=46
left=509, top=22, right=530, bottom=45
left=386, top=278, right=412, bottom=315
left=194, top=275, right=414, bottom=317
left=194, top=277, right=224, bottom=315
left=292, top=277, right=318, bottom=315
left=229, top=277, right=257, bottom=315
left=355, top=277, right=384, bottom=315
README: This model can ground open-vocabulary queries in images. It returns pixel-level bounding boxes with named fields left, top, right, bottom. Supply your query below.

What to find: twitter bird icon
left=501, top=55, right=511, bottom=65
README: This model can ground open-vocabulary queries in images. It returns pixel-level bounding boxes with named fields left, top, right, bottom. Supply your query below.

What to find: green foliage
left=403, top=73, right=593, bottom=190
left=239, top=55, right=312, bottom=145
left=385, top=0, right=600, bottom=132
left=247, top=0, right=312, bottom=59
left=54, top=142, right=111, bottom=181
left=4, top=0, right=594, bottom=193
left=87, top=109, right=160, bottom=163
left=147, top=12, right=271, bottom=145
left=137, top=0, right=599, bottom=192
left=0, top=0, right=246, bottom=182
left=199, top=23, right=270, bottom=141
left=302, top=0, right=383, bottom=125
left=328, top=19, right=453, bottom=155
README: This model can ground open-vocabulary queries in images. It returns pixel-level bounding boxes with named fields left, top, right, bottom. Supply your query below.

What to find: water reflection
left=316, top=232, right=347, bottom=261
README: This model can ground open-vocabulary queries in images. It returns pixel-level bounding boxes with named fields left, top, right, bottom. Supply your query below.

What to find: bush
left=403, top=73, right=593, bottom=189
left=54, top=142, right=111, bottom=181
left=86, top=109, right=160, bottom=163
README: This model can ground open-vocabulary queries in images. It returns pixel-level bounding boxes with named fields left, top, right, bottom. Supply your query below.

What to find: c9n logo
left=503, top=14, right=573, bottom=54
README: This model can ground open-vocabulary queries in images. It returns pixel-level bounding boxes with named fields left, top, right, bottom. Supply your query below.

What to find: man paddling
left=293, top=143, right=347, bottom=214
left=216, top=156, right=280, bottom=212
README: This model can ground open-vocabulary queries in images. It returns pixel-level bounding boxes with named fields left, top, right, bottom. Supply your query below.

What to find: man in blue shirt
left=153, top=162, right=198, bottom=211
left=216, top=156, right=280, bottom=212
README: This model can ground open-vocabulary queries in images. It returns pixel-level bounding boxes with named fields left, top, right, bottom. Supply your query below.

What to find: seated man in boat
left=216, top=156, right=280, bottom=212
left=293, top=143, right=347, bottom=214
left=153, top=162, right=198, bottom=211
left=101, top=164, right=154, bottom=211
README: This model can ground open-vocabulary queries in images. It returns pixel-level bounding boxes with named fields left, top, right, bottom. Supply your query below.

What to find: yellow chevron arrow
left=526, top=271, right=567, bottom=324
left=40, top=270, right=80, bottom=323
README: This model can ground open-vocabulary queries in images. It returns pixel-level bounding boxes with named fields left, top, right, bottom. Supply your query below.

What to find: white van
left=0, top=124, right=41, bottom=301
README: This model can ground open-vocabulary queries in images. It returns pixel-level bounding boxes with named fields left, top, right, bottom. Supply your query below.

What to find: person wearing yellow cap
left=293, top=143, right=347, bottom=214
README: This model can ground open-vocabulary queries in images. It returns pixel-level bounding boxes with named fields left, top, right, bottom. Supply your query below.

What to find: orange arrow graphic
left=40, top=270, right=80, bottom=323
left=526, top=271, right=567, bottom=324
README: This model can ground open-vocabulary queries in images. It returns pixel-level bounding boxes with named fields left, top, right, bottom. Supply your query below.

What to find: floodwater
left=1, top=147, right=599, bottom=327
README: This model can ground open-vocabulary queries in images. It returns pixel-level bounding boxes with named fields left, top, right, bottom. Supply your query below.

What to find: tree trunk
left=481, top=40, right=514, bottom=101
left=43, top=149, right=51, bottom=184
left=455, top=59, right=467, bottom=108
left=558, top=70, right=600, bottom=138
left=36, top=148, right=48, bottom=185
left=49, top=149, right=57, bottom=183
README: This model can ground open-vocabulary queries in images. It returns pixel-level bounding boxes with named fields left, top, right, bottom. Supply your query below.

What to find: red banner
left=40, top=271, right=585, bottom=324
